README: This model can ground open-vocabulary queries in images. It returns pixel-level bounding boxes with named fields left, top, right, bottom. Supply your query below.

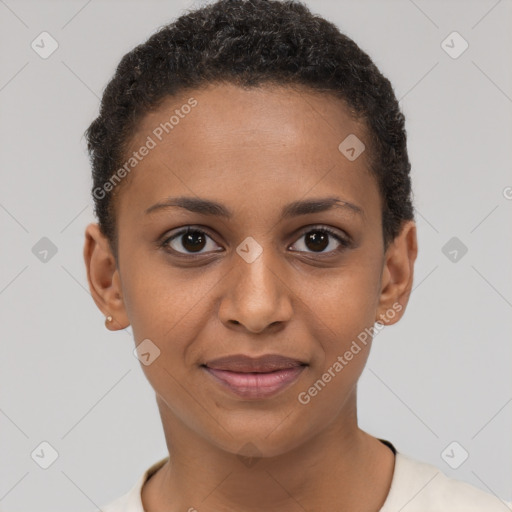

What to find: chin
left=205, top=422, right=311, bottom=460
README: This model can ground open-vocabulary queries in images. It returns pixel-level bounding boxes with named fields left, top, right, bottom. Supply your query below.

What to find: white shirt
left=100, top=444, right=512, bottom=511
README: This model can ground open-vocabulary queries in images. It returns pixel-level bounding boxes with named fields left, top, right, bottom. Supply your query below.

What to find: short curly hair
left=85, top=0, right=414, bottom=260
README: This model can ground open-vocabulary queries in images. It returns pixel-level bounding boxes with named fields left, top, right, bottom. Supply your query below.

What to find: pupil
left=306, top=231, right=328, bottom=252
left=182, top=231, right=206, bottom=252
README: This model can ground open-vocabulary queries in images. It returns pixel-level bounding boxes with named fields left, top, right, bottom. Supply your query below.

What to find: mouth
left=201, top=354, right=308, bottom=399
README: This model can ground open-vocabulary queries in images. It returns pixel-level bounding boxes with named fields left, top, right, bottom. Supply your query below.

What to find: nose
left=218, top=250, right=293, bottom=334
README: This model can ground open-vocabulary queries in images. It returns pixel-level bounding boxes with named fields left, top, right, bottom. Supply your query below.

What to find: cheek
left=302, top=257, right=381, bottom=391
left=304, top=262, right=381, bottom=337
left=120, top=254, right=215, bottom=343
left=119, top=257, right=221, bottom=397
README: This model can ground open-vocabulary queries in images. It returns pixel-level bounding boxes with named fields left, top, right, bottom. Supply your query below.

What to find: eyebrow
left=144, top=196, right=364, bottom=219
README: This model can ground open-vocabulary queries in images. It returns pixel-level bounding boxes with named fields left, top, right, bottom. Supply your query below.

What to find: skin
left=84, top=83, right=418, bottom=512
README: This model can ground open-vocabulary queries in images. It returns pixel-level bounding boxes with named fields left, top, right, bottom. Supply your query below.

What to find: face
left=85, top=83, right=417, bottom=458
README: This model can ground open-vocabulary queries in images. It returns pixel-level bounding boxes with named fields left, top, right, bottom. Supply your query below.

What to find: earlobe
left=375, top=220, right=418, bottom=326
left=83, top=223, right=130, bottom=331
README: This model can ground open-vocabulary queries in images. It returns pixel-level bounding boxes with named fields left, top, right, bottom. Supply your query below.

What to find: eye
left=160, top=227, right=222, bottom=255
left=289, top=226, right=350, bottom=255
left=160, top=225, right=351, bottom=258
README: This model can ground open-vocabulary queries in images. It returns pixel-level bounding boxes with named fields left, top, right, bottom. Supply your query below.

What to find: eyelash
left=159, top=225, right=351, bottom=258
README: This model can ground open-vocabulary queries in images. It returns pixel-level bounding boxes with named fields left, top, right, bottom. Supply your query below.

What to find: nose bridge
left=237, top=244, right=279, bottom=294
left=219, top=237, right=293, bottom=332
left=234, top=237, right=283, bottom=301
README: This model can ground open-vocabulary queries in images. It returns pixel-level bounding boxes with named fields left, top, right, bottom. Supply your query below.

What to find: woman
left=83, top=0, right=511, bottom=510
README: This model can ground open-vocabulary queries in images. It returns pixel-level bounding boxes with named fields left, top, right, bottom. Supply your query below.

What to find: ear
left=375, top=220, right=418, bottom=326
left=83, top=223, right=130, bottom=331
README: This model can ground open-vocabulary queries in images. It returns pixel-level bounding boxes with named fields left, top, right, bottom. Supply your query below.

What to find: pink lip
left=203, top=366, right=306, bottom=399
left=204, top=353, right=306, bottom=373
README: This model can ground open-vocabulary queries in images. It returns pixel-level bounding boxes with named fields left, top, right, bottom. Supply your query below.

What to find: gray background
left=0, top=0, right=511, bottom=510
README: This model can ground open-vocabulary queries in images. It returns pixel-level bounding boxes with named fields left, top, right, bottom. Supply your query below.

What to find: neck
left=142, top=396, right=395, bottom=512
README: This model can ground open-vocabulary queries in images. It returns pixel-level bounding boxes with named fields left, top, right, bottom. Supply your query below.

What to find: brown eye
left=304, top=231, right=329, bottom=252
left=290, top=226, right=349, bottom=255
left=162, top=228, right=221, bottom=255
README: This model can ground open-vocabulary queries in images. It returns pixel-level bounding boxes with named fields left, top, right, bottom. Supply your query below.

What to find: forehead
left=117, top=83, right=380, bottom=223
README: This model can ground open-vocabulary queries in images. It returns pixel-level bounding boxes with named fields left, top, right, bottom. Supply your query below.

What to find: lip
left=204, top=354, right=306, bottom=372
left=202, top=354, right=307, bottom=399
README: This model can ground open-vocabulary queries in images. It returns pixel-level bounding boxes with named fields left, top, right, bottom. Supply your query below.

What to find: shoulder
left=381, top=451, right=512, bottom=511
left=98, top=457, right=169, bottom=512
